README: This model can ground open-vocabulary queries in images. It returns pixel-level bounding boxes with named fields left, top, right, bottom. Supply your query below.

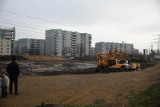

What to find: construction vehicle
left=96, top=49, right=140, bottom=72
left=129, top=56, right=141, bottom=70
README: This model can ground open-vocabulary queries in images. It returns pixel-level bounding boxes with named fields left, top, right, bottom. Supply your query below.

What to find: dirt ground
left=0, top=60, right=97, bottom=75
left=0, top=62, right=160, bottom=107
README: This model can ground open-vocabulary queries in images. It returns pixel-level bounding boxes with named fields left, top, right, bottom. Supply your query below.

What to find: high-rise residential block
left=45, top=29, right=92, bottom=57
left=95, top=42, right=134, bottom=54
left=17, top=38, right=45, bottom=55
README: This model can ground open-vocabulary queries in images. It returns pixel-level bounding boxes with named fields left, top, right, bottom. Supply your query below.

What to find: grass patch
left=129, top=83, right=160, bottom=107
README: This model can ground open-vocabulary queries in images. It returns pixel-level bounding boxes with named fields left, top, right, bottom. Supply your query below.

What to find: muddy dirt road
left=0, top=62, right=160, bottom=107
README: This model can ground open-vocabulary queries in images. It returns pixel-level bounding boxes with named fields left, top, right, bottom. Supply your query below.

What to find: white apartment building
left=0, top=27, right=15, bottom=55
left=95, top=42, right=134, bottom=54
left=45, top=29, right=92, bottom=57
left=17, top=38, right=45, bottom=55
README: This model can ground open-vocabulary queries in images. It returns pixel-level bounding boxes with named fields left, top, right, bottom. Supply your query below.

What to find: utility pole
left=149, top=43, right=153, bottom=54
left=152, top=34, right=160, bottom=55
left=151, top=44, right=153, bottom=51
left=149, top=43, right=154, bottom=60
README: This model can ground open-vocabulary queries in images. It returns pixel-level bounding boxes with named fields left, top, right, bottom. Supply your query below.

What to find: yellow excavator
left=96, top=49, right=140, bottom=72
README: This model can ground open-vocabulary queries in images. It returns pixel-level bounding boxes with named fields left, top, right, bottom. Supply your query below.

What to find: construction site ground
left=0, top=60, right=160, bottom=107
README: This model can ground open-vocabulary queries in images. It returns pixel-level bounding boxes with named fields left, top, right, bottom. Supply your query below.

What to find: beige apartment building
left=0, top=27, right=15, bottom=55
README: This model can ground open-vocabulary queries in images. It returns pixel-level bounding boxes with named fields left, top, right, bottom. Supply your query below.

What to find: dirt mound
left=0, top=55, right=26, bottom=61
left=24, top=56, right=64, bottom=61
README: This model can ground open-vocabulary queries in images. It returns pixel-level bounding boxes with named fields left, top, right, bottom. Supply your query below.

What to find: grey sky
left=0, top=0, right=160, bottom=51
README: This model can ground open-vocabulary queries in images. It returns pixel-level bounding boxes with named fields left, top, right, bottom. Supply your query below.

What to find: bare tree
left=21, top=46, right=29, bottom=55
left=14, top=46, right=19, bottom=56
left=75, top=43, right=85, bottom=58
left=62, top=47, right=71, bottom=57
left=75, top=44, right=80, bottom=57
left=80, top=43, right=85, bottom=58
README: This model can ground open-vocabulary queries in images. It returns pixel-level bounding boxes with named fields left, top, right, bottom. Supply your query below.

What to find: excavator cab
left=108, top=60, right=116, bottom=66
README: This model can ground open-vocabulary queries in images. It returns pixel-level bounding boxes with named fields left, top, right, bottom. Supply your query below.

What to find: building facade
left=17, top=38, right=45, bottom=55
left=91, top=47, right=96, bottom=57
left=95, top=42, right=134, bottom=54
left=133, top=48, right=139, bottom=55
left=0, top=27, right=15, bottom=55
left=45, top=29, right=92, bottom=57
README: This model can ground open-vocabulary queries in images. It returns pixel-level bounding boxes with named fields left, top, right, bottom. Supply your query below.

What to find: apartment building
left=133, top=48, right=139, bottom=55
left=17, top=38, right=45, bottom=55
left=0, top=27, right=15, bottom=55
left=95, top=42, right=134, bottom=54
left=91, top=47, right=96, bottom=57
left=45, top=29, right=92, bottom=57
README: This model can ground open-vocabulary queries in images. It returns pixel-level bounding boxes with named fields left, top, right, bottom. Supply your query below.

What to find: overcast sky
left=0, top=0, right=160, bottom=52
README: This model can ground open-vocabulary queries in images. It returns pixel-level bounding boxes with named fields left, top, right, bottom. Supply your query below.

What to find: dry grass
left=24, top=55, right=64, bottom=61
left=0, top=63, right=160, bottom=107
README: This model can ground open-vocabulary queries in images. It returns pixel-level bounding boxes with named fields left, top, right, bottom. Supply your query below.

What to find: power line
left=0, top=18, right=43, bottom=29
left=0, top=18, right=116, bottom=40
left=0, top=21, right=54, bottom=39
left=17, top=31, right=45, bottom=37
left=0, top=9, right=118, bottom=36
left=0, top=24, right=45, bottom=36
left=16, top=28, right=44, bottom=34
left=1, top=9, right=149, bottom=47
left=0, top=21, right=45, bottom=39
left=0, top=21, right=44, bottom=31
left=0, top=9, right=85, bottom=29
left=152, top=34, right=160, bottom=54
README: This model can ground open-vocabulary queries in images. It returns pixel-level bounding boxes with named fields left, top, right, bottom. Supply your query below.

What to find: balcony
left=4, top=32, right=13, bottom=35
left=3, top=35, right=12, bottom=39
left=71, top=37, right=76, bottom=40
left=71, top=43, right=76, bottom=46
left=71, top=32, right=77, bottom=35
left=55, top=46, right=58, bottom=49
left=71, top=35, right=77, bottom=38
